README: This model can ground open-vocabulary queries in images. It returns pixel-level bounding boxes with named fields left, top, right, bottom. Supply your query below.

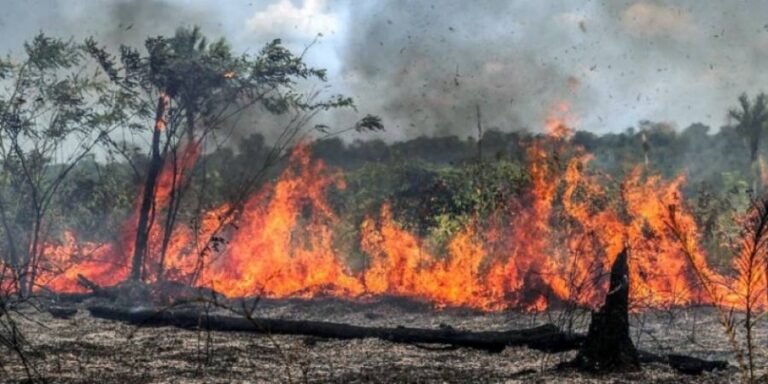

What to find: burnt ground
left=0, top=297, right=758, bottom=383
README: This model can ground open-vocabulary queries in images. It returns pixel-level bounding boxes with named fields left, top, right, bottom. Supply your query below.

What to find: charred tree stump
left=573, top=247, right=640, bottom=372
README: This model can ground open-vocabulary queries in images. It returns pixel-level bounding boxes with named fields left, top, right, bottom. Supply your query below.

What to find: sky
left=2, top=0, right=768, bottom=141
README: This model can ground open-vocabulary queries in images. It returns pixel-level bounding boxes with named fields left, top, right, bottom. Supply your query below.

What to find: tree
left=729, top=92, right=768, bottom=194
left=0, top=34, right=124, bottom=296
left=86, top=27, right=355, bottom=282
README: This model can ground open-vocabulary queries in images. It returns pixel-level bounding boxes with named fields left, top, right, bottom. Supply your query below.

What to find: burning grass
left=38, top=127, right=743, bottom=312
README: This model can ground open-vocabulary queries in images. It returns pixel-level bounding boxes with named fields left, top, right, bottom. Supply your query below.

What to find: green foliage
left=451, top=161, right=527, bottom=217
left=333, top=155, right=526, bottom=259
left=24, top=34, right=80, bottom=70
left=0, top=33, right=125, bottom=293
left=729, top=92, right=768, bottom=162
left=86, top=26, right=353, bottom=134
left=81, top=26, right=360, bottom=281
left=56, top=159, right=136, bottom=241
left=0, top=32, right=123, bottom=214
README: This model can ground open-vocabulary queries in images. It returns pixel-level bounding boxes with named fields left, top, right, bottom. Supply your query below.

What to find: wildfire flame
left=37, top=103, right=764, bottom=311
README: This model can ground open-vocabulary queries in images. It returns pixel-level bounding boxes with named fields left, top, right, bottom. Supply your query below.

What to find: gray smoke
left=340, top=0, right=768, bottom=138
left=340, top=0, right=594, bottom=139
left=3, top=1, right=768, bottom=140
left=0, top=0, right=220, bottom=53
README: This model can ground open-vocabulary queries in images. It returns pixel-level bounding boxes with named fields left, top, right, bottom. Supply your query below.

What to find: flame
left=200, top=145, right=362, bottom=297
left=32, top=106, right=766, bottom=311
left=155, top=94, right=170, bottom=131
left=545, top=102, right=575, bottom=138
left=44, top=142, right=201, bottom=292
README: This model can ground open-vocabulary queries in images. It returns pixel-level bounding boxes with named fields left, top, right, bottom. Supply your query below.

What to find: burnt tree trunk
left=84, top=302, right=727, bottom=374
left=87, top=305, right=583, bottom=353
left=573, top=247, right=640, bottom=372
left=157, top=104, right=196, bottom=280
left=130, top=94, right=169, bottom=281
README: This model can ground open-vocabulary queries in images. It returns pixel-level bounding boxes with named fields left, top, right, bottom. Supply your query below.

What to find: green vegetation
left=37, top=119, right=759, bottom=272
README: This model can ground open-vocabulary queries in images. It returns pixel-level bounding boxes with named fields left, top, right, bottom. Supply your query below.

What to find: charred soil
left=0, top=297, right=749, bottom=383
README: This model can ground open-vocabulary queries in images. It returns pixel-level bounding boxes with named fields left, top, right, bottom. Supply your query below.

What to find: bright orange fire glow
left=35, top=103, right=765, bottom=311
left=545, top=101, right=575, bottom=138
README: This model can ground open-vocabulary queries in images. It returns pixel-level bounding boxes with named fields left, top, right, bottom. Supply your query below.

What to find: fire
left=545, top=101, right=575, bottom=138
left=44, top=143, right=202, bottom=292
left=200, top=145, right=362, bottom=297
left=35, top=104, right=765, bottom=312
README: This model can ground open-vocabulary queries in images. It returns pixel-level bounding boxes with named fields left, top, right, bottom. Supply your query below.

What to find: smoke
left=0, top=0, right=220, bottom=54
left=340, top=0, right=768, bottom=138
left=595, top=1, right=768, bottom=133
left=96, top=0, right=218, bottom=47
left=3, top=1, right=768, bottom=140
left=339, top=0, right=594, bottom=139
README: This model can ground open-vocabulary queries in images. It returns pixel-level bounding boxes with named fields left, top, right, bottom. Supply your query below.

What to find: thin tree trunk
left=157, top=105, right=195, bottom=280
left=24, top=214, right=43, bottom=296
left=0, top=196, right=19, bottom=271
left=475, top=104, right=482, bottom=163
left=130, top=94, right=169, bottom=281
left=157, top=149, right=179, bottom=281
left=751, top=134, right=761, bottom=194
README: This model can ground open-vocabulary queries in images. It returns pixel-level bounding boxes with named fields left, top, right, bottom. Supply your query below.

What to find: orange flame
left=35, top=109, right=763, bottom=311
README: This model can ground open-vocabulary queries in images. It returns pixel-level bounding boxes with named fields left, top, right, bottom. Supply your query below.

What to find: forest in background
left=59, top=120, right=755, bottom=270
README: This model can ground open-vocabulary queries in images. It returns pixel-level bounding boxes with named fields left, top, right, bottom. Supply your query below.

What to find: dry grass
left=0, top=298, right=747, bottom=383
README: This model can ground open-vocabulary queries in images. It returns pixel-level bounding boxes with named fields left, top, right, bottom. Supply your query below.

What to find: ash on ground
left=0, top=298, right=750, bottom=383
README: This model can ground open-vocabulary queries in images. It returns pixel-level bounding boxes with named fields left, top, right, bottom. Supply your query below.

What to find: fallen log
left=47, top=306, right=78, bottom=319
left=637, top=351, right=729, bottom=375
left=75, top=274, right=116, bottom=299
left=87, top=304, right=728, bottom=375
left=86, top=305, right=583, bottom=353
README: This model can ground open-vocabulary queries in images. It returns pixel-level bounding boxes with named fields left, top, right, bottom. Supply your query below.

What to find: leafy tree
left=57, top=156, right=136, bottom=242
left=0, top=34, right=124, bottom=295
left=86, top=26, right=355, bottom=281
left=729, top=92, right=768, bottom=193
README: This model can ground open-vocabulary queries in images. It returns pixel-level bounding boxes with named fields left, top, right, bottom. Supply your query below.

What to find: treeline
left=61, top=121, right=754, bottom=259
left=314, top=122, right=750, bottom=193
